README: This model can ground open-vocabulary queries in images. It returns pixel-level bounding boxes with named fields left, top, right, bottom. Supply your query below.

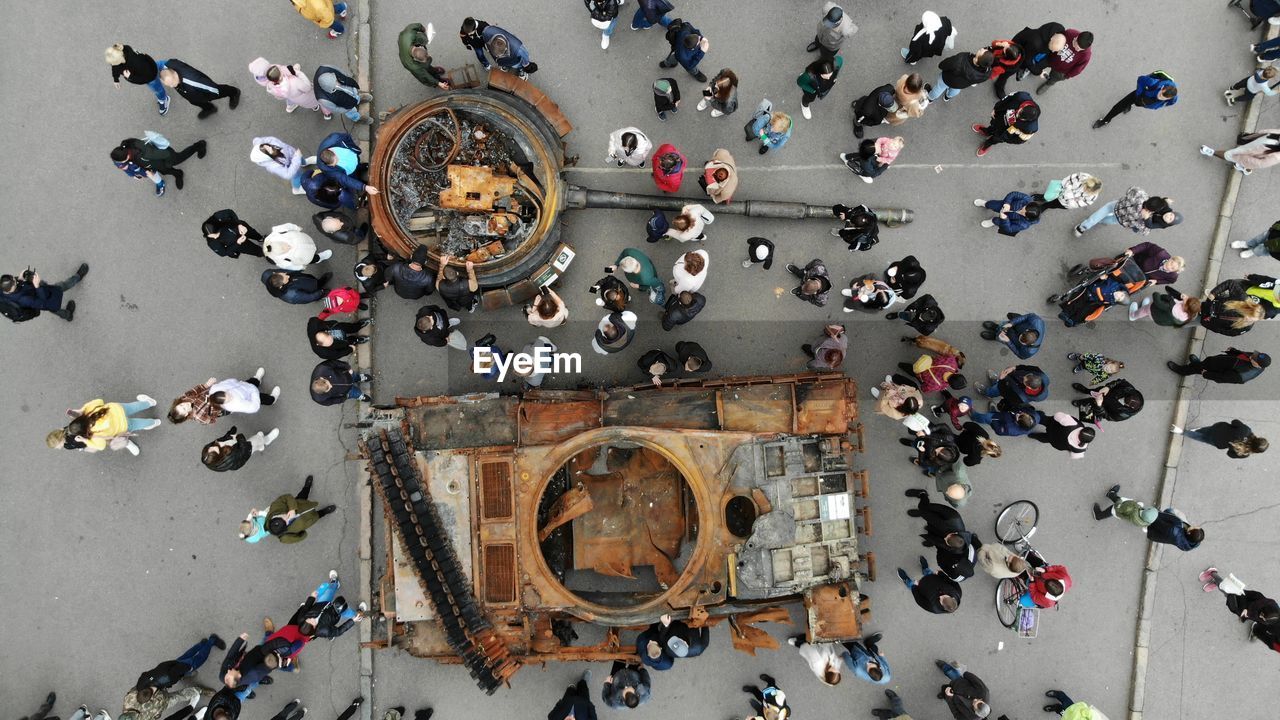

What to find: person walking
left=0, top=263, right=87, bottom=323
left=840, top=137, right=903, bottom=184
left=974, top=192, right=1043, bottom=236
left=111, top=132, right=208, bottom=196
left=585, top=0, right=624, bottom=50
left=980, top=312, right=1043, bottom=359
left=249, top=58, right=324, bottom=115
left=931, top=48, right=994, bottom=103
left=1092, top=71, right=1178, bottom=129
left=676, top=340, right=711, bottom=373
left=290, top=0, right=349, bottom=38
left=168, top=370, right=280, bottom=425
left=993, top=22, right=1066, bottom=98
left=1040, top=172, right=1103, bottom=212
left=435, top=255, right=480, bottom=313
left=1093, top=484, right=1205, bottom=551
left=664, top=204, right=715, bottom=242
left=1067, top=352, right=1124, bottom=385
left=157, top=59, right=241, bottom=118
left=50, top=395, right=160, bottom=455
left=203, top=210, right=265, bottom=259
left=850, top=83, right=898, bottom=139
left=887, top=293, right=945, bottom=335
left=310, top=359, right=372, bottom=405
left=887, top=73, right=930, bottom=127
left=460, top=18, right=539, bottom=78
left=308, top=316, right=370, bottom=360
left=264, top=223, right=331, bottom=272
left=1172, top=420, right=1269, bottom=458
left=526, top=287, right=568, bottom=328
left=355, top=250, right=392, bottom=296
left=630, top=0, right=673, bottom=30
left=661, top=291, right=705, bottom=330
left=870, top=689, right=913, bottom=720
left=1073, top=187, right=1180, bottom=237
left=239, top=476, right=338, bottom=544
left=787, top=259, right=832, bottom=307
left=398, top=22, right=449, bottom=89
left=808, top=4, right=857, bottom=59
left=1232, top=219, right=1280, bottom=259
left=134, top=634, right=226, bottom=696
left=803, top=324, right=848, bottom=372
left=652, top=78, right=681, bottom=121
left=1201, top=130, right=1280, bottom=175
left=1029, top=412, right=1094, bottom=458
left=201, top=426, right=280, bottom=472
left=262, top=269, right=331, bottom=305
left=1040, top=690, right=1109, bottom=718
left=700, top=148, right=737, bottom=203
left=651, top=142, right=686, bottom=191
left=970, top=404, right=1042, bottom=437
left=897, top=556, right=962, bottom=614
left=592, top=310, right=638, bottom=354
left=250, top=137, right=306, bottom=194
left=886, top=255, right=926, bottom=299
left=1224, top=67, right=1279, bottom=106
left=901, top=11, right=955, bottom=65
left=1197, top=567, right=1280, bottom=650
left=600, top=661, right=650, bottom=709
left=1166, top=347, right=1269, bottom=383
left=660, top=20, right=709, bottom=82
left=1199, top=278, right=1266, bottom=336
left=797, top=56, right=843, bottom=119
left=414, top=304, right=466, bottom=350
left=745, top=100, right=793, bottom=155
left=1129, top=286, right=1198, bottom=325
left=608, top=248, right=666, bottom=304
left=607, top=128, right=652, bottom=167
left=314, top=65, right=369, bottom=123
left=1036, top=30, right=1094, bottom=94
left=832, top=204, right=881, bottom=251
left=975, top=91, right=1039, bottom=157
left=549, top=672, right=598, bottom=720
left=743, top=237, right=775, bottom=269
left=906, top=489, right=980, bottom=581
left=697, top=68, right=739, bottom=118
left=671, top=249, right=708, bottom=294
left=106, top=44, right=169, bottom=114
left=787, top=635, right=846, bottom=686
left=741, top=675, right=790, bottom=720
left=120, top=679, right=211, bottom=720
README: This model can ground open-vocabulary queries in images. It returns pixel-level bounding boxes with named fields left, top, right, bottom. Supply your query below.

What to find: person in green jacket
left=607, top=248, right=666, bottom=305
left=797, top=55, right=843, bottom=119
left=1044, top=689, right=1111, bottom=719
left=398, top=23, right=450, bottom=89
left=239, top=476, right=337, bottom=544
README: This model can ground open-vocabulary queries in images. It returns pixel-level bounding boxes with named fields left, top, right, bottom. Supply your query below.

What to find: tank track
left=363, top=427, right=518, bottom=693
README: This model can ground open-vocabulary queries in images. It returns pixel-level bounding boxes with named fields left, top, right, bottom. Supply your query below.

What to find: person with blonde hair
left=745, top=99, right=792, bottom=155
left=664, top=204, right=715, bottom=242
left=105, top=44, right=168, bottom=113
left=1040, top=172, right=1103, bottom=211
left=887, top=73, right=930, bottom=126
left=1199, top=278, right=1266, bottom=336
left=49, top=395, right=160, bottom=456
left=290, top=0, right=349, bottom=39
left=1173, top=420, right=1269, bottom=458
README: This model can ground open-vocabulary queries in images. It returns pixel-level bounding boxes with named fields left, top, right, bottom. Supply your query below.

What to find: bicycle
left=993, top=499, right=1042, bottom=637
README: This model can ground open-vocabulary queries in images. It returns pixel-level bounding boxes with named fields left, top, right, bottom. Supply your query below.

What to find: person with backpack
left=460, top=18, right=539, bottom=79
left=1040, top=172, right=1103, bottom=212
left=585, top=0, right=624, bottom=50
left=659, top=19, right=709, bottom=82
left=930, top=47, right=994, bottom=103
left=975, top=91, right=1039, bottom=157
left=313, top=65, right=369, bottom=123
left=0, top=263, right=88, bottom=323
left=168, top=369, right=280, bottom=424
left=111, top=132, right=208, bottom=196
left=1093, top=71, right=1178, bottom=129
left=238, top=476, right=337, bottom=544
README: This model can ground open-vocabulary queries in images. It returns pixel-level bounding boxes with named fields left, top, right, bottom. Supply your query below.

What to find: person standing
left=970, top=404, right=1042, bottom=438
left=797, top=56, right=843, bottom=120
left=386, top=246, right=437, bottom=300
left=399, top=22, right=449, bottom=89
left=264, top=223, right=331, bottom=272
left=609, top=248, right=666, bottom=304
left=310, top=359, right=372, bottom=405
left=974, top=192, right=1043, bottom=236
left=630, top=0, right=674, bottom=30
left=850, top=83, right=898, bottom=139
left=111, top=133, right=208, bottom=196
left=1029, top=412, right=1094, bottom=458
left=840, top=136, right=904, bottom=185
left=600, top=662, right=650, bottom=709
left=290, top=0, right=349, bottom=38
left=900, top=335, right=967, bottom=394
left=607, top=128, right=652, bottom=167
left=743, top=237, right=775, bottom=269
left=808, top=4, right=857, bottom=59
left=741, top=675, right=790, bottom=720
left=0, top=264, right=87, bottom=323
left=1037, top=29, right=1094, bottom=94
left=201, top=426, right=281, bottom=472
left=980, top=312, right=1043, bottom=359
left=901, top=11, right=955, bottom=65
left=661, top=291, right=705, bottom=330
left=931, top=48, right=994, bottom=103
left=896, top=556, right=961, bottom=614
left=651, top=78, right=681, bottom=121
left=745, top=100, right=793, bottom=154
left=1172, top=420, right=1269, bottom=458
left=977, top=542, right=1028, bottom=580
left=203, top=210, right=265, bottom=259
left=106, top=44, right=168, bottom=114
left=980, top=364, right=1050, bottom=406
left=589, top=274, right=631, bottom=311
left=1093, top=71, right=1178, bottom=129
left=697, top=68, right=739, bottom=118
left=168, top=370, right=279, bottom=424
left=993, top=22, right=1066, bottom=98
left=1225, top=66, right=1280, bottom=106
left=935, top=661, right=992, bottom=720
left=787, top=259, right=832, bottom=307
left=636, top=349, right=675, bottom=386
left=700, top=148, right=738, bottom=203
left=314, top=65, right=369, bottom=123
left=787, top=635, right=846, bottom=686
left=651, top=143, right=686, bottom=191
left=887, top=73, right=930, bottom=127
left=526, top=287, right=568, bottom=328
left=1232, top=219, right=1280, bottom=259
left=312, top=132, right=381, bottom=196
left=250, top=137, right=306, bottom=194
left=414, top=304, right=465, bottom=350
left=585, top=0, right=624, bottom=50
left=832, top=204, right=881, bottom=250
left=664, top=204, right=715, bottom=242
left=906, top=489, right=979, bottom=581
left=239, top=476, right=338, bottom=544
left=671, top=249, right=709, bottom=294
left=676, top=341, right=711, bottom=373
left=802, top=324, right=847, bottom=371
left=1041, top=172, right=1103, bottom=212
left=308, top=316, right=370, bottom=360
left=548, top=672, right=598, bottom=720
left=1166, top=347, right=1269, bottom=384
left=460, top=18, right=539, bottom=78
left=887, top=293, right=945, bottom=335
left=262, top=269, right=331, bottom=305
left=886, top=255, right=926, bottom=299
left=157, top=59, right=241, bottom=118
left=592, top=310, right=638, bottom=354
left=1073, top=187, right=1180, bottom=237
left=248, top=58, right=324, bottom=114
left=313, top=211, right=367, bottom=246
left=975, top=92, right=1039, bottom=157
left=660, top=20, right=709, bottom=82
left=436, top=255, right=481, bottom=313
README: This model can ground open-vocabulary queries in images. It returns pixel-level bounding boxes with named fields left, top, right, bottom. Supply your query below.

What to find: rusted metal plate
left=404, top=395, right=519, bottom=449
left=805, top=582, right=863, bottom=642
left=602, top=389, right=719, bottom=429
left=720, top=384, right=794, bottom=433
left=519, top=399, right=602, bottom=446
left=794, top=381, right=852, bottom=435
left=438, top=165, right=517, bottom=211
left=487, top=70, right=574, bottom=138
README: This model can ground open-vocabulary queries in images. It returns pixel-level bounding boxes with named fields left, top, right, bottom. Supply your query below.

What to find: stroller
left=1049, top=254, right=1148, bottom=327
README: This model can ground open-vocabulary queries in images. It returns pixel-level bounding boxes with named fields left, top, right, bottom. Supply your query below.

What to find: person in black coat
left=1030, top=412, right=1094, bottom=458
left=355, top=250, right=393, bottom=295
left=203, top=209, right=264, bottom=259
left=905, top=489, right=979, bottom=581
left=262, top=269, right=331, bottom=305
left=134, top=634, right=226, bottom=693
left=851, top=83, right=897, bottom=138
left=1175, top=419, right=1269, bottom=458
left=955, top=422, right=998, bottom=467
left=743, top=237, right=775, bottom=270
left=661, top=291, right=705, bottom=331
left=310, top=360, right=371, bottom=405
left=308, top=316, right=370, bottom=360
left=886, top=255, right=926, bottom=299
left=0, top=264, right=88, bottom=322
left=788, top=259, right=832, bottom=307
left=202, top=426, right=279, bottom=472
left=436, top=256, right=480, bottom=312
left=414, top=305, right=457, bottom=348
left=994, top=22, right=1067, bottom=97
left=313, top=211, right=368, bottom=246
left=386, top=246, right=436, bottom=300
left=205, top=688, right=242, bottom=720
left=977, top=91, right=1040, bottom=156
left=933, top=49, right=994, bottom=102
left=1199, top=279, right=1265, bottom=337
left=653, top=78, right=681, bottom=120
left=936, top=661, right=991, bottom=720
left=888, top=293, right=944, bottom=335
left=1071, top=378, right=1143, bottom=423
left=832, top=204, right=879, bottom=251
left=901, top=12, right=954, bottom=64
left=548, top=673, right=598, bottom=720
left=903, top=425, right=960, bottom=476
left=637, top=349, right=675, bottom=385
left=107, top=43, right=168, bottom=112
left=1167, top=348, right=1270, bottom=383
left=157, top=59, right=240, bottom=118
left=676, top=341, right=712, bottom=373
left=590, top=274, right=631, bottom=312
left=897, top=556, right=961, bottom=613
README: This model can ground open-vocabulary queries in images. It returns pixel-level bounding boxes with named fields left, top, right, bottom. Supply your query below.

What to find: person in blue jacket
left=970, top=404, right=1043, bottom=437
left=1093, top=71, right=1178, bottom=129
left=311, top=132, right=379, bottom=197
left=659, top=20, right=708, bottom=82
left=460, top=18, right=538, bottom=78
left=635, top=623, right=674, bottom=671
left=262, top=269, right=331, bottom=305
left=843, top=633, right=891, bottom=685
left=979, top=364, right=1050, bottom=408
left=975, top=192, right=1043, bottom=236
left=981, top=312, right=1044, bottom=358
left=302, top=169, right=358, bottom=210
left=631, top=0, right=674, bottom=30
left=0, top=264, right=88, bottom=322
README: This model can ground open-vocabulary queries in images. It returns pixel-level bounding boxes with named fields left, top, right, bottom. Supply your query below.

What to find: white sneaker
left=601, top=34, right=610, bottom=50
left=1200, top=145, right=1216, bottom=157
left=801, top=105, right=812, bottom=120
left=696, top=98, right=709, bottom=112
left=1170, top=425, right=1183, bottom=434
left=426, top=22, right=436, bottom=43
left=860, top=175, right=873, bottom=184
left=140, top=419, right=162, bottom=431
left=317, top=249, right=333, bottom=262
left=973, top=199, right=986, bottom=207
left=263, top=428, right=280, bottom=446
left=841, top=288, right=854, bottom=297
left=137, top=393, right=157, bottom=407
left=786, top=637, right=798, bottom=646
left=1128, top=301, right=1140, bottom=321
left=1231, top=240, right=1249, bottom=248
left=1241, top=249, right=1256, bottom=258
left=329, top=569, right=340, bottom=581
left=254, top=367, right=265, bottom=381
left=869, top=386, right=880, bottom=398
left=292, top=185, right=306, bottom=195
left=285, top=103, right=298, bottom=113
left=710, top=109, right=723, bottom=117
left=270, top=386, right=281, bottom=401
left=980, top=219, right=995, bottom=228
left=742, top=259, right=753, bottom=268
left=358, top=601, right=369, bottom=612
left=125, top=440, right=140, bottom=456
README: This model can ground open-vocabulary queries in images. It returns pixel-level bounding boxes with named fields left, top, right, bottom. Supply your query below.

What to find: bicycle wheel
left=995, top=500, right=1039, bottom=543
left=995, top=578, right=1022, bottom=628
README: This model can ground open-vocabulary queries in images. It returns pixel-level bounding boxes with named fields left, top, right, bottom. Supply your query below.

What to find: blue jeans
left=1258, top=36, right=1280, bottom=60
left=1078, top=201, right=1119, bottom=232
left=118, top=399, right=155, bottom=431
left=938, top=660, right=962, bottom=681
left=147, top=77, right=168, bottom=103
left=981, top=384, right=1002, bottom=399
left=314, top=579, right=358, bottom=623
left=175, top=636, right=217, bottom=673
left=631, top=7, right=673, bottom=28
left=928, top=75, right=961, bottom=102
left=345, top=385, right=363, bottom=400
left=970, top=410, right=996, bottom=425
left=291, top=172, right=303, bottom=190
left=1184, top=427, right=1213, bottom=445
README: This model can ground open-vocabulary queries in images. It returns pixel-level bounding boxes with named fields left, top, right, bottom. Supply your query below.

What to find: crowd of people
left=10, top=1, right=1280, bottom=720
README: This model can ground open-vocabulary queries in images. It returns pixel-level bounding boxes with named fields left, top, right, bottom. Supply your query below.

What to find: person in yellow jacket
left=47, top=395, right=161, bottom=456
left=290, top=0, right=349, bottom=39
left=1044, top=689, right=1110, bottom=719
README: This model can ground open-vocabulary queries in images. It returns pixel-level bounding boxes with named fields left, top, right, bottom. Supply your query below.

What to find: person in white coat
left=264, top=223, right=331, bottom=271
left=251, top=137, right=306, bottom=194
left=664, top=204, right=715, bottom=242
left=607, top=127, right=653, bottom=167
left=787, top=636, right=846, bottom=686
left=671, top=249, right=709, bottom=294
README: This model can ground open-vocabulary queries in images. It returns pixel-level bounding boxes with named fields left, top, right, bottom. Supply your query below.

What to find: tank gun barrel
left=565, top=185, right=914, bottom=227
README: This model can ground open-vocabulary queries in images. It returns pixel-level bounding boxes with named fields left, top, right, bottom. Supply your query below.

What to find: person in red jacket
left=652, top=143, right=687, bottom=192
left=1025, top=564, right=1072, bottom=609
left=317, top=287, right=362, bottom=320
left=1036, top=29, right=1093, bottom=94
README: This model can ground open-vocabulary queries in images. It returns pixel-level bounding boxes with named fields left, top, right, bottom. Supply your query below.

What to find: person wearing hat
left=601, top=661, right=651, bottom=709
left=808, top=4, right=857, bottom=59
left=901, top=11, right=955, bottom=65
left=935, top=660, right=992, bottom=719
left=240, top=476, right=338, bottom=544
left=742, top=237, right=775, bottom=269
left=840, top=137, right=903, bottom=184
left=398, top=22, right=449, bottom=89
left=851, top=83, right=897, bottom=139
left=313, top=65, right=369, bottom=123
left=652, top=79, right=682, bottom=121
left=742, top=674, right=790, bottom=720
left=1166, top=348, right=1270, bottom=384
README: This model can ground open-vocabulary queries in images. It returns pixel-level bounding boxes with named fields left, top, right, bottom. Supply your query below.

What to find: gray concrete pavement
left=3, top=2, right=1279, bottom=720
